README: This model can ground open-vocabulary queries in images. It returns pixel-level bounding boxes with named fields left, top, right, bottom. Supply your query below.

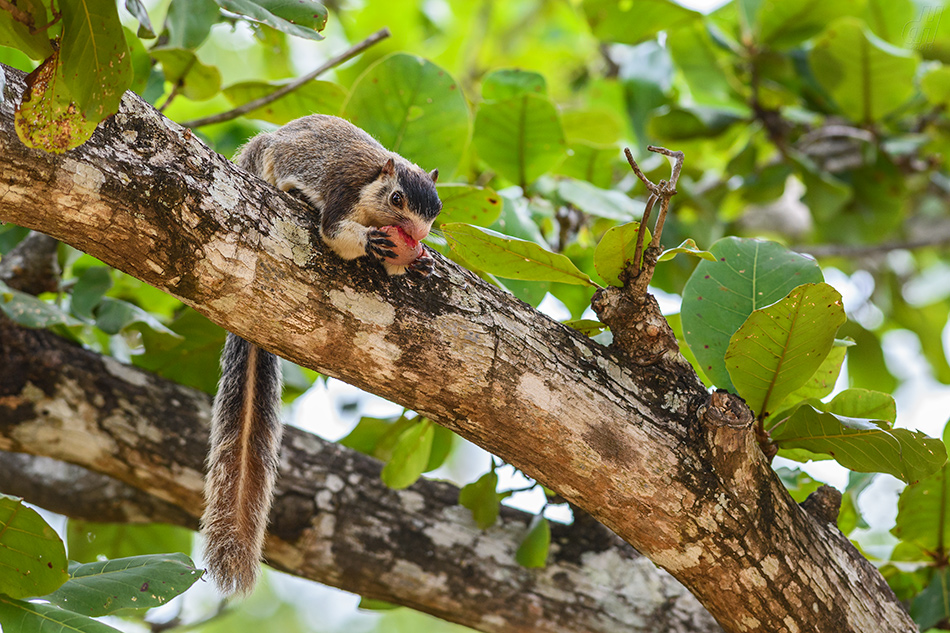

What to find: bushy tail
left=201, top=334, right=283, bottom=595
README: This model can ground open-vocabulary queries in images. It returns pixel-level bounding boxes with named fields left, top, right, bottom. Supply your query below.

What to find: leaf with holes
left=435, top=184, right=503, bottom=227
left=770, top=405, right=946, bottom=484
left=0, top=494, right=69, bottom=599
left=344, top=53, right=470, bottom=179
left=681, top=237, right=823, bottom=391
left=41, top=554, right=202, bottom=616
left=443, top=223, right=595, bottom=286
left=726, top=282, right=846, bottom=418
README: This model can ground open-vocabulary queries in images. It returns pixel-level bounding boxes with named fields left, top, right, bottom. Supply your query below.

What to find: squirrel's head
left=374, top=158, right=442, bottom=242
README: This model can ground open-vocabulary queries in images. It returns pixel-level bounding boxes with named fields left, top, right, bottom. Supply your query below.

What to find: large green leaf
left=781, top=344, right=847, bottom=405
left=726, top=282, right=846, bottom=417
left=42, top=554, right=202, bottom=616
left=443, top=223, right=595, bottom=286
left=809, top=18, right=918, bottom=123
left=434, top=184, right=503, bottom=227
left=582, top=0, right=700, bottom=45
left=213, top=0, right=327, bottom=40
left=892, top=422, right=950, bottom=554
left=0, top=494, right=69, bottom=599
left=223, top=80, right=345, bottom=123
left=163, top=0, right=218, bottom=49
left=381, top=419, right=434, bottom=490
left=70, top=266, right=113, bottom=321
left=911, top=568, right=950, bottom=630
left=667, top=20, right=739, bottom=108
left=0, top=595, right=121, bottom=633
left=482, top=68, right=548, bottom=100
left=344, top=53, right=470, bottom=179
left=60, top=0, right=132, bottom=119
left=771, top=405, right=946, bottom=483
left=473, top=93, right=566, bottom=188
left=681, top=237, right=823, bottom=391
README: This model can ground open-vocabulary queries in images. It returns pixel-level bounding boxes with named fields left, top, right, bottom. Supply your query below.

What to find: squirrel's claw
left=408, top=253, right=434, bottom=276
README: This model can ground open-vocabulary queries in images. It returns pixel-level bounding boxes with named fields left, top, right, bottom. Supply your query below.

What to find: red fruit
left=378, top=225, right=423, bottom=266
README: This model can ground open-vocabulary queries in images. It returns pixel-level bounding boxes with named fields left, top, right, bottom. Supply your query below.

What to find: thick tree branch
left=0, top=317, right=718, bottom=633
left=0, top=63, right=916, bottom=632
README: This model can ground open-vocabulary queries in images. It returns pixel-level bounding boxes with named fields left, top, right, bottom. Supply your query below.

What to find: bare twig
left=796, top=235, right=950, bottom=258
left=623, top=146, right=684, bottom=287
left=0, top=0, right=33, bottom=28
left=180, top=28, right=391, bottom=128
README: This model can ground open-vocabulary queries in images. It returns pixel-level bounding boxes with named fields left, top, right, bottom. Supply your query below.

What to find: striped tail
left=201, top=333, right=283, bottom=595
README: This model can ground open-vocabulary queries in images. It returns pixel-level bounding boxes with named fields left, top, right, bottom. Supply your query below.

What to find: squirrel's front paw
left=408, top=252, right=434, bottom=277
left=368, top=226, right=424, bottom=268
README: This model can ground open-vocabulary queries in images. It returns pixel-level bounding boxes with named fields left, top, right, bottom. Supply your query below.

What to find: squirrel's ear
left=381, top=158, right=396, bottom=177
left=429, top=168, right=438, bottom=182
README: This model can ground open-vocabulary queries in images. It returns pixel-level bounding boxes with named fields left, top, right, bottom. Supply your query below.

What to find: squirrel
left=201, top=114, right=442, bottom=595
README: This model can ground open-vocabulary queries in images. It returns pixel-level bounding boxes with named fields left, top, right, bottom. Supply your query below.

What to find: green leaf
left=0, top=494, right=69, bottom=598
left=515, top=516, right=550, bottom=568
left=434, top=184, right=503, bottom=227
left=681, top=237, right=823, bottom=391
left=726, top=282, right=846, bottom=417
left=781, top=344, right=847, bottom=404
left=560, top=108, right=623, bottom=146
left=582, top=0, right=700, bottom=45
left=67, top=521, right=193, bottom=563
left=163, top=0, right=219, bottom=49
left=649, top=105, right=743, bottom=140
left=344, top=53, right=470, bottom=179
left=381, top=419, right=435, bottom=490
left=770, top=405, right=946, bottom=484
left=0, top=0, right=54, bottom=59
left=443, top=223, right=595, bottom=286
left=823, top=388, right=897, bottom=424
left=132, top=308, right=225, bottom=394
left=151, top=48, right=223, bottom=101
left=892, top=422, right=950, bottom=554
left=223, top=80, right=345, bottom=123
left=753, top=0, right=861, bottom=49
left=840, top=322, right=897, bottom=393
left=459, top=471, right=501, bottom=529
left=339, top=416, right=398, bottom=457
left=124, top=0, right=155, bottom=38
left=809, top=17, right=918, bottom=123
left=14, top=52, right=99, bottom=152
left=667, top=20, right=740, bottom=108
left=911, top=568, right=950, bottom=630
left=214, top=0, right=327, bottom=40
left=0, top=595, right=122, bottom=633
left=95, top=297, right=182, bottom=347
left=59, top=0, right=132, bottom=119
left=473, top=93, right=566, bottom=188
left=71, top=266, right=113, bottom=321
left=358, top=598, right=401, bottom=611
left=557, top=178, right=643, bottom=221
left=42, top=553, right=203, bottom=616
left=657, top=239, right=716, bottom=263
left=482, top=69, right=548, bottom=101
left=775, top=466, right=824, bottom=503
left=922, top=66, right=950, bottom=106
left=424, top=424, right=455, bottom=472
left=0, top=280, right=82, bottom=329
left=863, top=0, right=916, bottom=46
left=563, top=319, right=607, bottom=337
left=593, top=221, right=649, bottom=287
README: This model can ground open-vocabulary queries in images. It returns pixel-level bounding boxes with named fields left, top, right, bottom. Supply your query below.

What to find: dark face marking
left=395, top=163, right=442, bottom=221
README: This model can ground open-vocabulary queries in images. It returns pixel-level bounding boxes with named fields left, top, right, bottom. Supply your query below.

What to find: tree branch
left=0, top=316, right=719, bottom=633
left=0, top=62, right=916, bottom=633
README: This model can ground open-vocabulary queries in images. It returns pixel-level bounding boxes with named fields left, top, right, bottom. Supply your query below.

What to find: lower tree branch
left=0, top=62, right=916, bottom=632
left=0, top=316, right=720, bottom=633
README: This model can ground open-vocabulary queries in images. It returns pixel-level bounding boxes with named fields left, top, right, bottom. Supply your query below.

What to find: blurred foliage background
left=4, top=0, right=950, bottom=630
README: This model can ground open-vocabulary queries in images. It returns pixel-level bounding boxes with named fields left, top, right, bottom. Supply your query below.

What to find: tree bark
left=0, top=62, right=916, bottom=632
left=0, top=317, right=718, bottom=633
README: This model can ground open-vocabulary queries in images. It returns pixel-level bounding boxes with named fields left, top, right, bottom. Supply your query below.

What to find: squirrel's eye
left=390, top=191, right=404, bottom=207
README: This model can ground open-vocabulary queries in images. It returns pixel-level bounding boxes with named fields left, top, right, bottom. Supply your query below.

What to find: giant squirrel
left=201, top=115, right=442, bottom=595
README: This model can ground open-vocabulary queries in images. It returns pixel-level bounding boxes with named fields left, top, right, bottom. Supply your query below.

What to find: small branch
left=180, top=28, right=391, bottom=128
left=796, top=234, right=950, bottom=258
left=0, top=0, right=33, bottom=28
